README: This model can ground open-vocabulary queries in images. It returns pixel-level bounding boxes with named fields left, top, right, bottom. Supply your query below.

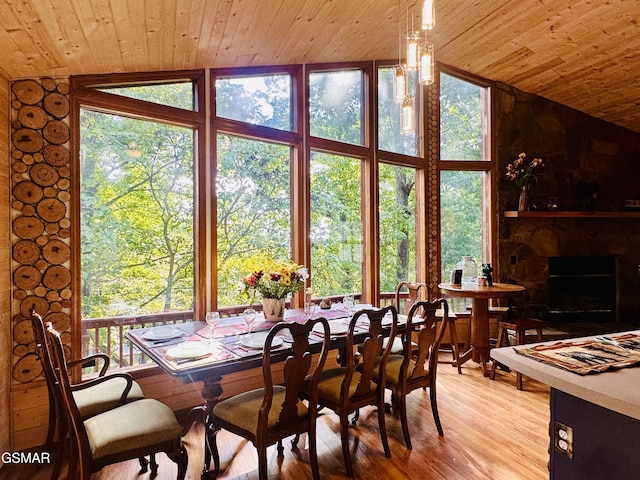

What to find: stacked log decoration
left=10, top=78, right=72, bottom=384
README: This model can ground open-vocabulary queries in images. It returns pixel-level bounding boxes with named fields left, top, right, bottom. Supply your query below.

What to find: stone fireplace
left=495, top=82, right=640, bottom=326
left=498, top=216, right=639, bottom=325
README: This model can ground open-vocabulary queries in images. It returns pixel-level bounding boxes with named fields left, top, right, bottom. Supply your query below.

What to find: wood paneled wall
left=1, top=73, right=12, bottom=454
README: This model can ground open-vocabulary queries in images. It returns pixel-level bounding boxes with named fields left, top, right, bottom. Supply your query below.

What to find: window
left=439, top=71, right=492, bottom=297
left=309, top=70, right=364, bottom=145
left=72, top=64, right=494, bottom=370
left=379, top=163, right=417, bottom=292
left=96, top=82, right=195, bottom=110
left=309, top=151, right=363, bottom=297
left=215, top=74, right=293, bottom=131
left=440, top=73, right=488, bottom=161
left=80, top=111, right=195, bottom=319
left=216, top=135, right=292, bottom=306
left=440, top=170, right=483, bottom=279
left=377, top=66, right=418, bottom=156
left=75, top=75, right=203, bottom=367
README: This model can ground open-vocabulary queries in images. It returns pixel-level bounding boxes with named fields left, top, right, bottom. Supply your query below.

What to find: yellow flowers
left=242, top=261, right=308, bottom=300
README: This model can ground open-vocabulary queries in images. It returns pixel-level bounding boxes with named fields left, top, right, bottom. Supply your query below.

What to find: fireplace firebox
left=547, top=256, right=617, bottom=323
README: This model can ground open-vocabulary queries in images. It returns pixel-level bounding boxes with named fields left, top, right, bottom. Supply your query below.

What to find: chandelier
left=394, top=0, right=435, bottom=133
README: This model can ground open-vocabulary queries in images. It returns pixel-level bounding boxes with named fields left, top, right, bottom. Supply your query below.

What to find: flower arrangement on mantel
left=506, top=152, right=544, bottom=188
left=506, top=152, right=544, bottom=211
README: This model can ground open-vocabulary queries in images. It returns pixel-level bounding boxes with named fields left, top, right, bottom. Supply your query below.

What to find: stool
left=490, top=317, right=551, bottom=390
left=437, top=310, right=464, bottom=374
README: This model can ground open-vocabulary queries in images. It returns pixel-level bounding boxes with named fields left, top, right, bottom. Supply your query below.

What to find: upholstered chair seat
left=84, top=398, right=183, bottom=461
left=212, top=386, right=307, bottom=436
left=74, top=378, right=145, bottom=418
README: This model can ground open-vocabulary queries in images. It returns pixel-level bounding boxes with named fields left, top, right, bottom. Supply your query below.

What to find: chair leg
left=340, top=413, right=354, bottom=478
left=45, top=388, right=57, bottom=448
left=167, top=444, right=189, bottom=480
left=291, top=433, right=301, bottom=449
left=378, top=398, right=391, bottom=459
left=277, top=439, right=284, bottom=457
left=52, top=412, right=70, bottom=480
left=309, top=417, right=321, bottom=480
left=150, top=453, right=158, bottom=475
left=138, top=455, right=149, bottom=473
left=430, top=382, right=444, bottom=436
left=258, top=447, right=268, bottom=480
left=351, top=408, right=359, bottom=425
left=448, top=318, right=462, bottom=374
left=516, top=329, right=525, bottom=390
left=397, top=390, right=411, bottom=449
left=489, top=325, right=506, bottom=380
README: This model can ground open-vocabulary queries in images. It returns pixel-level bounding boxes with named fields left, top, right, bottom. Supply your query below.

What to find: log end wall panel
left=10, top=78, right=72, bottom=389
left=9, top=78, right=73, bottom=451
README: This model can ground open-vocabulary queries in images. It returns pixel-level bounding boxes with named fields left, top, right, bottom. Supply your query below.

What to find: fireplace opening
left=547, top=256, right=617, bottom=323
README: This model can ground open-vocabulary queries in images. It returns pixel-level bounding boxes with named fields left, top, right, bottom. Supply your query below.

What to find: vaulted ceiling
left=2, top=0, right=639, bottom=132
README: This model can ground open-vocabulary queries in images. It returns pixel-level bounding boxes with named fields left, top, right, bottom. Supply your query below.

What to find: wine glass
left=243, top=308, right=257, bottom=338
left=342, top=294, right=354, bottom=313
left=342, top=294, right=354, bottom=326
left=205, top=311, right=220, bottom=343
left=304, top=301, right=316, bottom=320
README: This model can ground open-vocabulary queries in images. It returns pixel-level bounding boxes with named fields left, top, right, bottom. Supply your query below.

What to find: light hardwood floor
left=2, top=355, right=551, bottom=479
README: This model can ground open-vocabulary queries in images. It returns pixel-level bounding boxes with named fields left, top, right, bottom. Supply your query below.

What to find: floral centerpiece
left=242, top=260, right=309, bottom=321
left=506, top=152, right=543, bottom=211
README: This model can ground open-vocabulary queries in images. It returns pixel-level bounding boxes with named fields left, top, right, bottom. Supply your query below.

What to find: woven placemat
left=516, top=333, right=640, bottom=375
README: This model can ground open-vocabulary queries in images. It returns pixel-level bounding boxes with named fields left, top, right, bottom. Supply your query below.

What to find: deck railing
left=81, top=293, right=400, bottom=371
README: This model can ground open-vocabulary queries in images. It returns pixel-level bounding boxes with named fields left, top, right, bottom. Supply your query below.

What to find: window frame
left=437, top=66, right=496, bottom=277
left=68, top=62, right=495, bottom=372
left=70, top=71, right=207, bottom=363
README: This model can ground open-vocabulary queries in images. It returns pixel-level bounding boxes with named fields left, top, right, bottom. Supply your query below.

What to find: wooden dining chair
left=42, top=321, right=188, bottom=480
left=376, top=298, right=449, bottom=449
left=302, top=306, right=398, bottom=478
left=30, top=311, right=144, bottom=446
left=394, top=281, right=461, bottom=373
left=210, top=317, right=331, bottom=480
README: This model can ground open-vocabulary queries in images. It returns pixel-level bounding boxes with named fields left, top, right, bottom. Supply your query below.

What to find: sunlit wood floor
left=2, top=355, right=551, bottom=479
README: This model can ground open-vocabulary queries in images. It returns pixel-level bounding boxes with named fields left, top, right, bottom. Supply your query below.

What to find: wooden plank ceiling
left=1, top=0, right=638, bottom=132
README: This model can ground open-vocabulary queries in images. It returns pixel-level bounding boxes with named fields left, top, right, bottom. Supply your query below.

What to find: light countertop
left=490, top=330, right=640, bottom=420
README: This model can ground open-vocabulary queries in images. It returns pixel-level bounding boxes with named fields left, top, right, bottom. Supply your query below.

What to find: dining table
left=438, top=282, right=525, bottom=376
left=126, top=303, right=398, bottom=480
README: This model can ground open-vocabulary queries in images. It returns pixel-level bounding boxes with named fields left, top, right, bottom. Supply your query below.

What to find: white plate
left=143, top=326, right=183, bottom=340
left=166, top=341, right=209, bottom=359
left=314, top=322, right=348, bottom=336
left=352, top=303, right=373, bottom=311
left=241, top=332, right=284, bottom=349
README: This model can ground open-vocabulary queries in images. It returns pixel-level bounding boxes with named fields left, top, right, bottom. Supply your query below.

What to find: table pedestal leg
left=183, top=376, right=223, bottom=480
left=470, top=299, right=490, bottom=376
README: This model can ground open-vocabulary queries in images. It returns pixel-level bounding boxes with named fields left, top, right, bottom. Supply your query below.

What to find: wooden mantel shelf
left=504, top=210, right=640, bottom=218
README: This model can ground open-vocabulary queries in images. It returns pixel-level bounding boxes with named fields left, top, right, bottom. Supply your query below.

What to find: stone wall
left=495, top=83, right=640, bottom=323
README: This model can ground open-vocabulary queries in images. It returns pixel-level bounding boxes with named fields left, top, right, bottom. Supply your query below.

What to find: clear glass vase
left=518, top=185, right=529, bottom=212
left=456, top=256, right=478, bottom=284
